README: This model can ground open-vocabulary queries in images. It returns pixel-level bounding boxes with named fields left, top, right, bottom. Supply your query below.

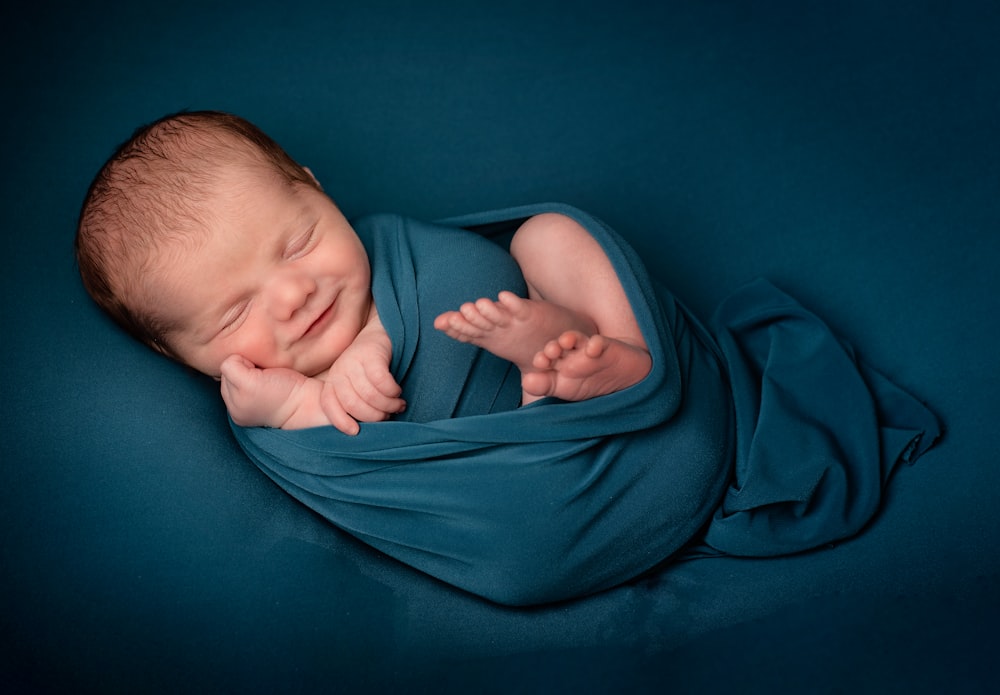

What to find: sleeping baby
left=75, top=110, right=939, bottom=605
left=76, top=110, right=651, bottom=434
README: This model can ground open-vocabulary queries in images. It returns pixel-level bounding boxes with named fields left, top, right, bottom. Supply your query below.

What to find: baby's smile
left=301, top=299, right=336, bottom=341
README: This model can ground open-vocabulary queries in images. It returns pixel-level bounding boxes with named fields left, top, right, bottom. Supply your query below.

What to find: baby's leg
left=436, top=212, right=651, bottom=403
left=508, top=213, right=651, bottom=401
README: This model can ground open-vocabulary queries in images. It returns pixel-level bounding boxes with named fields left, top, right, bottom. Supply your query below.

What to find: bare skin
left=527, top=330, right=652, bottom=402
left=435, top=291, right=651, bottom=403
left=434, top=213, right=652, bottom=404
left=220, top=306, right=402, bottom=433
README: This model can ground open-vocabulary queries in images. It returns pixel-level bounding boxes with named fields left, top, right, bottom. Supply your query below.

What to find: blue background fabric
left=1, top=1, right=997, bottom=692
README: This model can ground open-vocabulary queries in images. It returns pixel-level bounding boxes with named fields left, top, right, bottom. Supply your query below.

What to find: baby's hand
left=220, top=355, right=322, bottom=429
left=320, top=340, right=405, bottom=435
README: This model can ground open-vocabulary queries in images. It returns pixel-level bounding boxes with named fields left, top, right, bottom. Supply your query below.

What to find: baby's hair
left=76, top=110, right=318, bottom=358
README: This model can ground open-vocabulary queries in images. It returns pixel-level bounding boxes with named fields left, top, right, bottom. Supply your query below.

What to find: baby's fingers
left=219, top=355, right=257, bottom=413
left=344, top=359, right=405, bottom=413
left=363, top=363, right=404, bottom=400
left=219, top=354, right=257, bottom=387
left=318, top=380, right=362, bottom=436
left=326, top=373, right=404, bottom=426
left=343, top=374, right=406, bottom=419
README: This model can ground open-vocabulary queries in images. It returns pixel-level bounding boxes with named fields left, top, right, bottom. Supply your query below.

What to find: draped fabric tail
left=702, top=279, right=942, bottom=556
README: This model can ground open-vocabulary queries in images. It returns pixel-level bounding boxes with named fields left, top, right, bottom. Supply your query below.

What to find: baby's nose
left=267, top=272, right=316, bottom=320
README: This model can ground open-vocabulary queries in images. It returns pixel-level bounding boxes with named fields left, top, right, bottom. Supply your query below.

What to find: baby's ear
left=303, top=166, right=322, bottom=190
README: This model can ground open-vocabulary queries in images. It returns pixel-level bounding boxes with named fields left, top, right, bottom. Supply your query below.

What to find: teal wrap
left=232, top=204, right=939, bottom=605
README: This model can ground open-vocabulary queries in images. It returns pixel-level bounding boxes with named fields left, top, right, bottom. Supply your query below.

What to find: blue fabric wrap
left=231, top=203, right=939, bottom=605
left=704, top=280, right=942, bottom=556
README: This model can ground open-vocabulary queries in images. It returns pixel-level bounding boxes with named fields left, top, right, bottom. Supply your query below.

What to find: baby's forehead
left=151, top=160, right=293, bottom=250
left=153, top=155, right=272, bottom=218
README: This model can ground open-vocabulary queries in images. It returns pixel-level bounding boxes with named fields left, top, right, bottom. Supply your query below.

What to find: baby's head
left=77, top=111, right=373, bottom=378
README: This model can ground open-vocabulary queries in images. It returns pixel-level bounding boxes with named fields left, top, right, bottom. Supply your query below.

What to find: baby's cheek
left=231, top=333, right=285, bottom=370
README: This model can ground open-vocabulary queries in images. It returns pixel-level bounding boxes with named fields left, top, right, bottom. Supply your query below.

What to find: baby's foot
left=434, top=291, right=594, bottom=371
left=521, top=331, right=652, bottom=402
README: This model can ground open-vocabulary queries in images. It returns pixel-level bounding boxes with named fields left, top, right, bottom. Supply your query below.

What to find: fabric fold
left=702, top=278, right=941, bottom=555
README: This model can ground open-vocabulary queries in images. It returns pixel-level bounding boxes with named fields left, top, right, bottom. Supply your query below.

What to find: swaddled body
left=234, top=204, right=939, bottom=605
left=235, top=206, right=736, bottom=605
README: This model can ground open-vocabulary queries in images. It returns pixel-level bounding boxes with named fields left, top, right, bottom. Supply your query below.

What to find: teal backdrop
left=2, top=1, right=997, bottom=692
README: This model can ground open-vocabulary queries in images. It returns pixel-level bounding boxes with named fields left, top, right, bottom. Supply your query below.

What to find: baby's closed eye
left=283, top=223, right=318, bottom=260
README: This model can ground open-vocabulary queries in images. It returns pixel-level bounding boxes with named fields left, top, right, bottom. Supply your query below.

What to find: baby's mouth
left=302, top=300, right=334, bottom=339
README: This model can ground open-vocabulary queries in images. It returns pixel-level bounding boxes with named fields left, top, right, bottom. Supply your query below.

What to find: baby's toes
left=473, top=297, right=511, bottom=327
left=532, top=345, right=557, bottom=370
left=557, top=330, right=587, bottom=351
left=457, top=301, right=495, bottom=330
left=433, top=312, right=457, bottom=332
left=434, top=312, right=471, bottom=340
left=522, top=370, right=557, bottom=398
left=496, top=291, right=528, bottom=316
left=583, top=334, right=610, bottom=358
left=537, top=338, right=568, bottom=363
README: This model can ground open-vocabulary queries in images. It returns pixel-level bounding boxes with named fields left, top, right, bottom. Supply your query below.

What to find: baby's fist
left=219, top=355, right=305, bottom=428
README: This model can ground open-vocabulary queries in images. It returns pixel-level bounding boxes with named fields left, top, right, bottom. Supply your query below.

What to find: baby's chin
left=297, top=357, right=337, bottom=379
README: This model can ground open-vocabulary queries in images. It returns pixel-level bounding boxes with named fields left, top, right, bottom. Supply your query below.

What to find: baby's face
left=154, top=166, right=372, bottom=378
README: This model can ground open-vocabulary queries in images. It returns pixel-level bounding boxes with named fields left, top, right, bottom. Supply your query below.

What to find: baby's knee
left=509, top=212, right=589, bottom=264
